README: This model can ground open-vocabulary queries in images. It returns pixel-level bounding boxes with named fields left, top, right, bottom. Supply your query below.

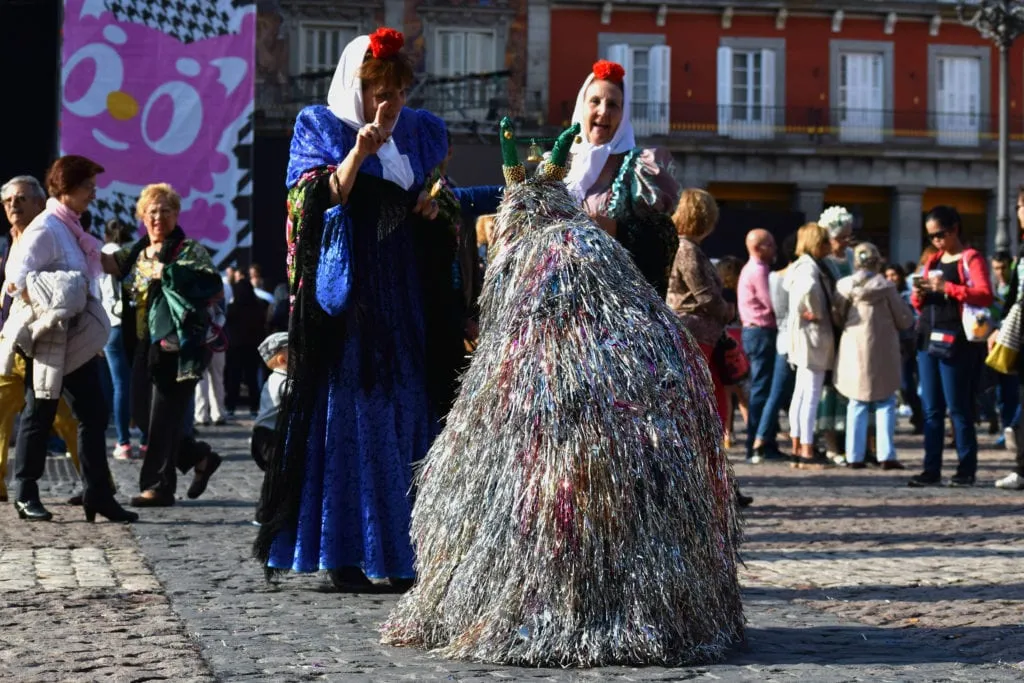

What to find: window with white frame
left=838, top=52, right=884, bottom=143
left=606, top=43, right=671, bottom=136
left=298, top=23, right=358, bottom=99
left=934, top=52, right=984, bottom=146
left=716, top=44, right=778, bottom=140
left=434, top=29, right=497, bottom=77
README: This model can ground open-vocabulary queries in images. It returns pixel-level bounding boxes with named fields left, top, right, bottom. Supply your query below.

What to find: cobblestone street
left=1, top=421, right=1022, bottom=681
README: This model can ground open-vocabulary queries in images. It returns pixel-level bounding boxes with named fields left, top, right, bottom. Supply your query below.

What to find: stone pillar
left=792, top=184, right=826, bottom=224
left=890, top=186, right=924, bottom=266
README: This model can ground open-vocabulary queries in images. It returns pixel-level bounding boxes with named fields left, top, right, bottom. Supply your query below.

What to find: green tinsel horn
left=537, top=123, right=580, bottom=182
left=500, top=117, right=526, bottom=185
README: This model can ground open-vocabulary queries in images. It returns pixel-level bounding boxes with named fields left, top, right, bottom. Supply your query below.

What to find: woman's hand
left=801, top=310, right=818, bottom=322
left=988, top=329, right=1000, bottom=352
left=412, top=191, right=439, bottom=220
left=353, top=102, right=390, bottom=159
left=588, top=213, right=617, bottom=237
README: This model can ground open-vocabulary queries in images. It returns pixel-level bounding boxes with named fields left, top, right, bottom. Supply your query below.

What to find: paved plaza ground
left=1, top=420, right=1022, bottom=681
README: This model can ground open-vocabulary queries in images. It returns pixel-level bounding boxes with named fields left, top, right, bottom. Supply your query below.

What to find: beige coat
left=784, top=255, right=836, bottom=371
left=833, top=271, right=914, bottom=402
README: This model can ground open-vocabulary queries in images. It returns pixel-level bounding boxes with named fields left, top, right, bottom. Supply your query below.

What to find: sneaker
left=881, top=460, right=906, bottom=471
left=994, top=472, right=1024, bottom=490
left=949, top=474, right=976, bottom=487
left=112, top=443, right=133, bottom=460
left=908, top=472, right=942, bottom=487
left=848, top=461, right=867, bottom=470
left=1005, top=427, right=1017, bottom=453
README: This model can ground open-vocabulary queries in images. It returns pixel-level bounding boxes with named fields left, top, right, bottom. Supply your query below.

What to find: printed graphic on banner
left=60, top=0, right=255, bottom=265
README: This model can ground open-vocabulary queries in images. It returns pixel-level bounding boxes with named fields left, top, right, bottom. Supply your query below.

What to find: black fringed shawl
left=252, top=169, right=339, bottom=571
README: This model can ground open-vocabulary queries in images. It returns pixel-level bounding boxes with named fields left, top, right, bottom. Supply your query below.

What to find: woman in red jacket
left=910, top=206, right=993, bottom=487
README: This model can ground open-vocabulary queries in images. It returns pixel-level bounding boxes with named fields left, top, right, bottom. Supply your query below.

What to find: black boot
left=15, top=500, right=53, bottom=521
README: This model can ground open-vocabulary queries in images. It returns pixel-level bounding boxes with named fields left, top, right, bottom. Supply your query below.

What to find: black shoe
left=949, top=474, right=976, bottom=487
left=212, top=418, right=226, bottom=426
left=187, top=452, right=222, bottom=499
left=328, top=566, right=376, bottom=592
left=849, top=462, right=868, bottom=470
left=388, top=577, right=415, bottom=592
left=66, top=493, right=83, bottom=506
left=908, top=472, right=942, bottom=487
left=84, top=497, right=139, bottom=523
left=881, top=460, right=906, bottom=471
left=15, top=500, right=53, bottom=521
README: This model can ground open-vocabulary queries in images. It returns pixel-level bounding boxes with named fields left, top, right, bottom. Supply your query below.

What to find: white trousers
left=194, top=350, right=226, bottom=422
left=788, top=366, right=826, bottom=444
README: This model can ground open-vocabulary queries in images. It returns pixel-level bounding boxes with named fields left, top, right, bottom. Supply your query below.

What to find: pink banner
left=60, top=0, right=255, bottom=264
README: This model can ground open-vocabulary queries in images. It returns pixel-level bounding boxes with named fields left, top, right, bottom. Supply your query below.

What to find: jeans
left=789, top=367, right=825, bottom=444
left=846, top=395, right=897, bottom=463
left=104, top=325, right=132, bottom=446
left=996, top=372, right=1020, bottom=429
left=741, top=327, right=777, bottom=456
left=15, top=357, right=112, bottom=503
left=1013, top=383, right=1024, bottom=477
left=899, top=353, right=923, bottom=428
left=917, top=346, right=981, bottom=478
left=755, top=352, right=796, bottom=449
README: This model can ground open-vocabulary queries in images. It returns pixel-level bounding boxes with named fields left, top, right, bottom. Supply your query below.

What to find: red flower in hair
left=369, top=27, right=405, bottom=59
left=593, top=60, right=625, bottom=84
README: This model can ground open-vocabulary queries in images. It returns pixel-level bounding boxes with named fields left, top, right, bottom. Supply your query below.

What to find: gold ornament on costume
left=527, top=141, right=543, bottom=164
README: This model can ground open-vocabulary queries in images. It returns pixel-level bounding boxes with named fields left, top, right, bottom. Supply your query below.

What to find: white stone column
left=890, top=186, right=924, bottom=265
left=792, top=184, right=826, bottom=224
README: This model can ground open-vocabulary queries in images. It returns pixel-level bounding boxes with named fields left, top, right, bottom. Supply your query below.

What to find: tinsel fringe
left=380, top=180, right=744, bottom=667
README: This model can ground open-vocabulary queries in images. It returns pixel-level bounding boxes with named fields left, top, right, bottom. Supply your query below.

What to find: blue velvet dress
left=266, top=105, right=448, bottom=578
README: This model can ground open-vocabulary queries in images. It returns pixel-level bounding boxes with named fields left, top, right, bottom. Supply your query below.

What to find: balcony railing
left=256, top=70, right=543, bottom=132
left=560, top=102, right=1024, bottom=149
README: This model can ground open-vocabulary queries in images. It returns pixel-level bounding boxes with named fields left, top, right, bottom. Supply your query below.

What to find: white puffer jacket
left=0, top=270, right=110, bottom=399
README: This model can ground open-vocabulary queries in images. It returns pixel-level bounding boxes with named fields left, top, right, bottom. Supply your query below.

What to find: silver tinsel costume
left=380, top=120, right=744, bottom=667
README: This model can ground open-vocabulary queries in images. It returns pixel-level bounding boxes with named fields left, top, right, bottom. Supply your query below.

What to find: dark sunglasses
left=927, top=230, right=948, bottom=241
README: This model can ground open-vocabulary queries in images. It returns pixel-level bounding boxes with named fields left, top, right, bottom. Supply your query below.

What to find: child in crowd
left=716, top=255, right=749, bottom=448
left=251, top=332, right=288, bottom=471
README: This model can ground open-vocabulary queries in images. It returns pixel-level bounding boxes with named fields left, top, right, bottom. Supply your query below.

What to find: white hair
left=1, top=175, right=46, bottom=201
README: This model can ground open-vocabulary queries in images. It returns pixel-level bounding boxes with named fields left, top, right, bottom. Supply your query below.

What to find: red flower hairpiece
left=369, top=27, right=404, bottom=59
left=593, top=60, right=625, bottom=84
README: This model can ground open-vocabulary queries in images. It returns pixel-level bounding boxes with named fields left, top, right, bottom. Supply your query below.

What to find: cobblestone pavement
left=2, top=422, right=1023, bottom=681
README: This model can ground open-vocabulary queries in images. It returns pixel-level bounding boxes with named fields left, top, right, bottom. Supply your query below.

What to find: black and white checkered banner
left=61, top=0, right=255, bottom=267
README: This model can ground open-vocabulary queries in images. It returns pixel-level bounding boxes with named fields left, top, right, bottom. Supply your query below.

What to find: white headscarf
left=326, top=34, right=416, bottom=190
left=564, top=71, right=636, bottom=202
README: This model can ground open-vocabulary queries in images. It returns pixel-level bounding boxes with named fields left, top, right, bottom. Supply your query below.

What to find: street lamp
left=958, top=1, right=1024, bottom=252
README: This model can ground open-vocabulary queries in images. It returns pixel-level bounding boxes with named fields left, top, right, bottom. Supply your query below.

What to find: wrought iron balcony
left=256, top=70, right=544, bottom=133
left=557, top=101, right=1024, bottom=151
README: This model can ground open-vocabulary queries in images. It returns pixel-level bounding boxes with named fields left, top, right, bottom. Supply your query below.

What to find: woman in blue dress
left=254, top=28, right=448, bottom=590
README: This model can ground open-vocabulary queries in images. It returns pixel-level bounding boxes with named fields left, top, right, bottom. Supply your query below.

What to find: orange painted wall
left=549, top=8, right=1024, bottom=134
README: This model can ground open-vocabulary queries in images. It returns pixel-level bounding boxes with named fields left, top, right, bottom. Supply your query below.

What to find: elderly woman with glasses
left=103, top=183, right=225, bottom=507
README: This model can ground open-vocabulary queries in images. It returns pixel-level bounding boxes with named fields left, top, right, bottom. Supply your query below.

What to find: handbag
left=315, top=210, right=353, bottom=316
left=960, top=252, right=993, bottom=341
left=926, top=307, right=959, bottom=360
left=986, top=301, right=1022, bottom=375
left=712, top=330, right=750, bottom=385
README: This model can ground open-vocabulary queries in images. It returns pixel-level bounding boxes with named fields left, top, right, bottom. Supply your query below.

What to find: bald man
left=738, top=229, right=778, bottom=462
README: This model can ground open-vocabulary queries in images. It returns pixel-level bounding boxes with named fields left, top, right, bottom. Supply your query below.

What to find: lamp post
left=958, top=1, right=1024, bottom=252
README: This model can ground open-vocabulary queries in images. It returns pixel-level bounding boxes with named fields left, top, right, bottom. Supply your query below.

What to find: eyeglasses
left=927, top=230, right=948, bottom=241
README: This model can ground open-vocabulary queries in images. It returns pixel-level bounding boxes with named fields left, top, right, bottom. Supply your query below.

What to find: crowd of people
left=3, top=21, right=1023, bottom=670
left=0, top=166, right=290, bottom=519
left=667, top=190, right=1024, bottom=492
